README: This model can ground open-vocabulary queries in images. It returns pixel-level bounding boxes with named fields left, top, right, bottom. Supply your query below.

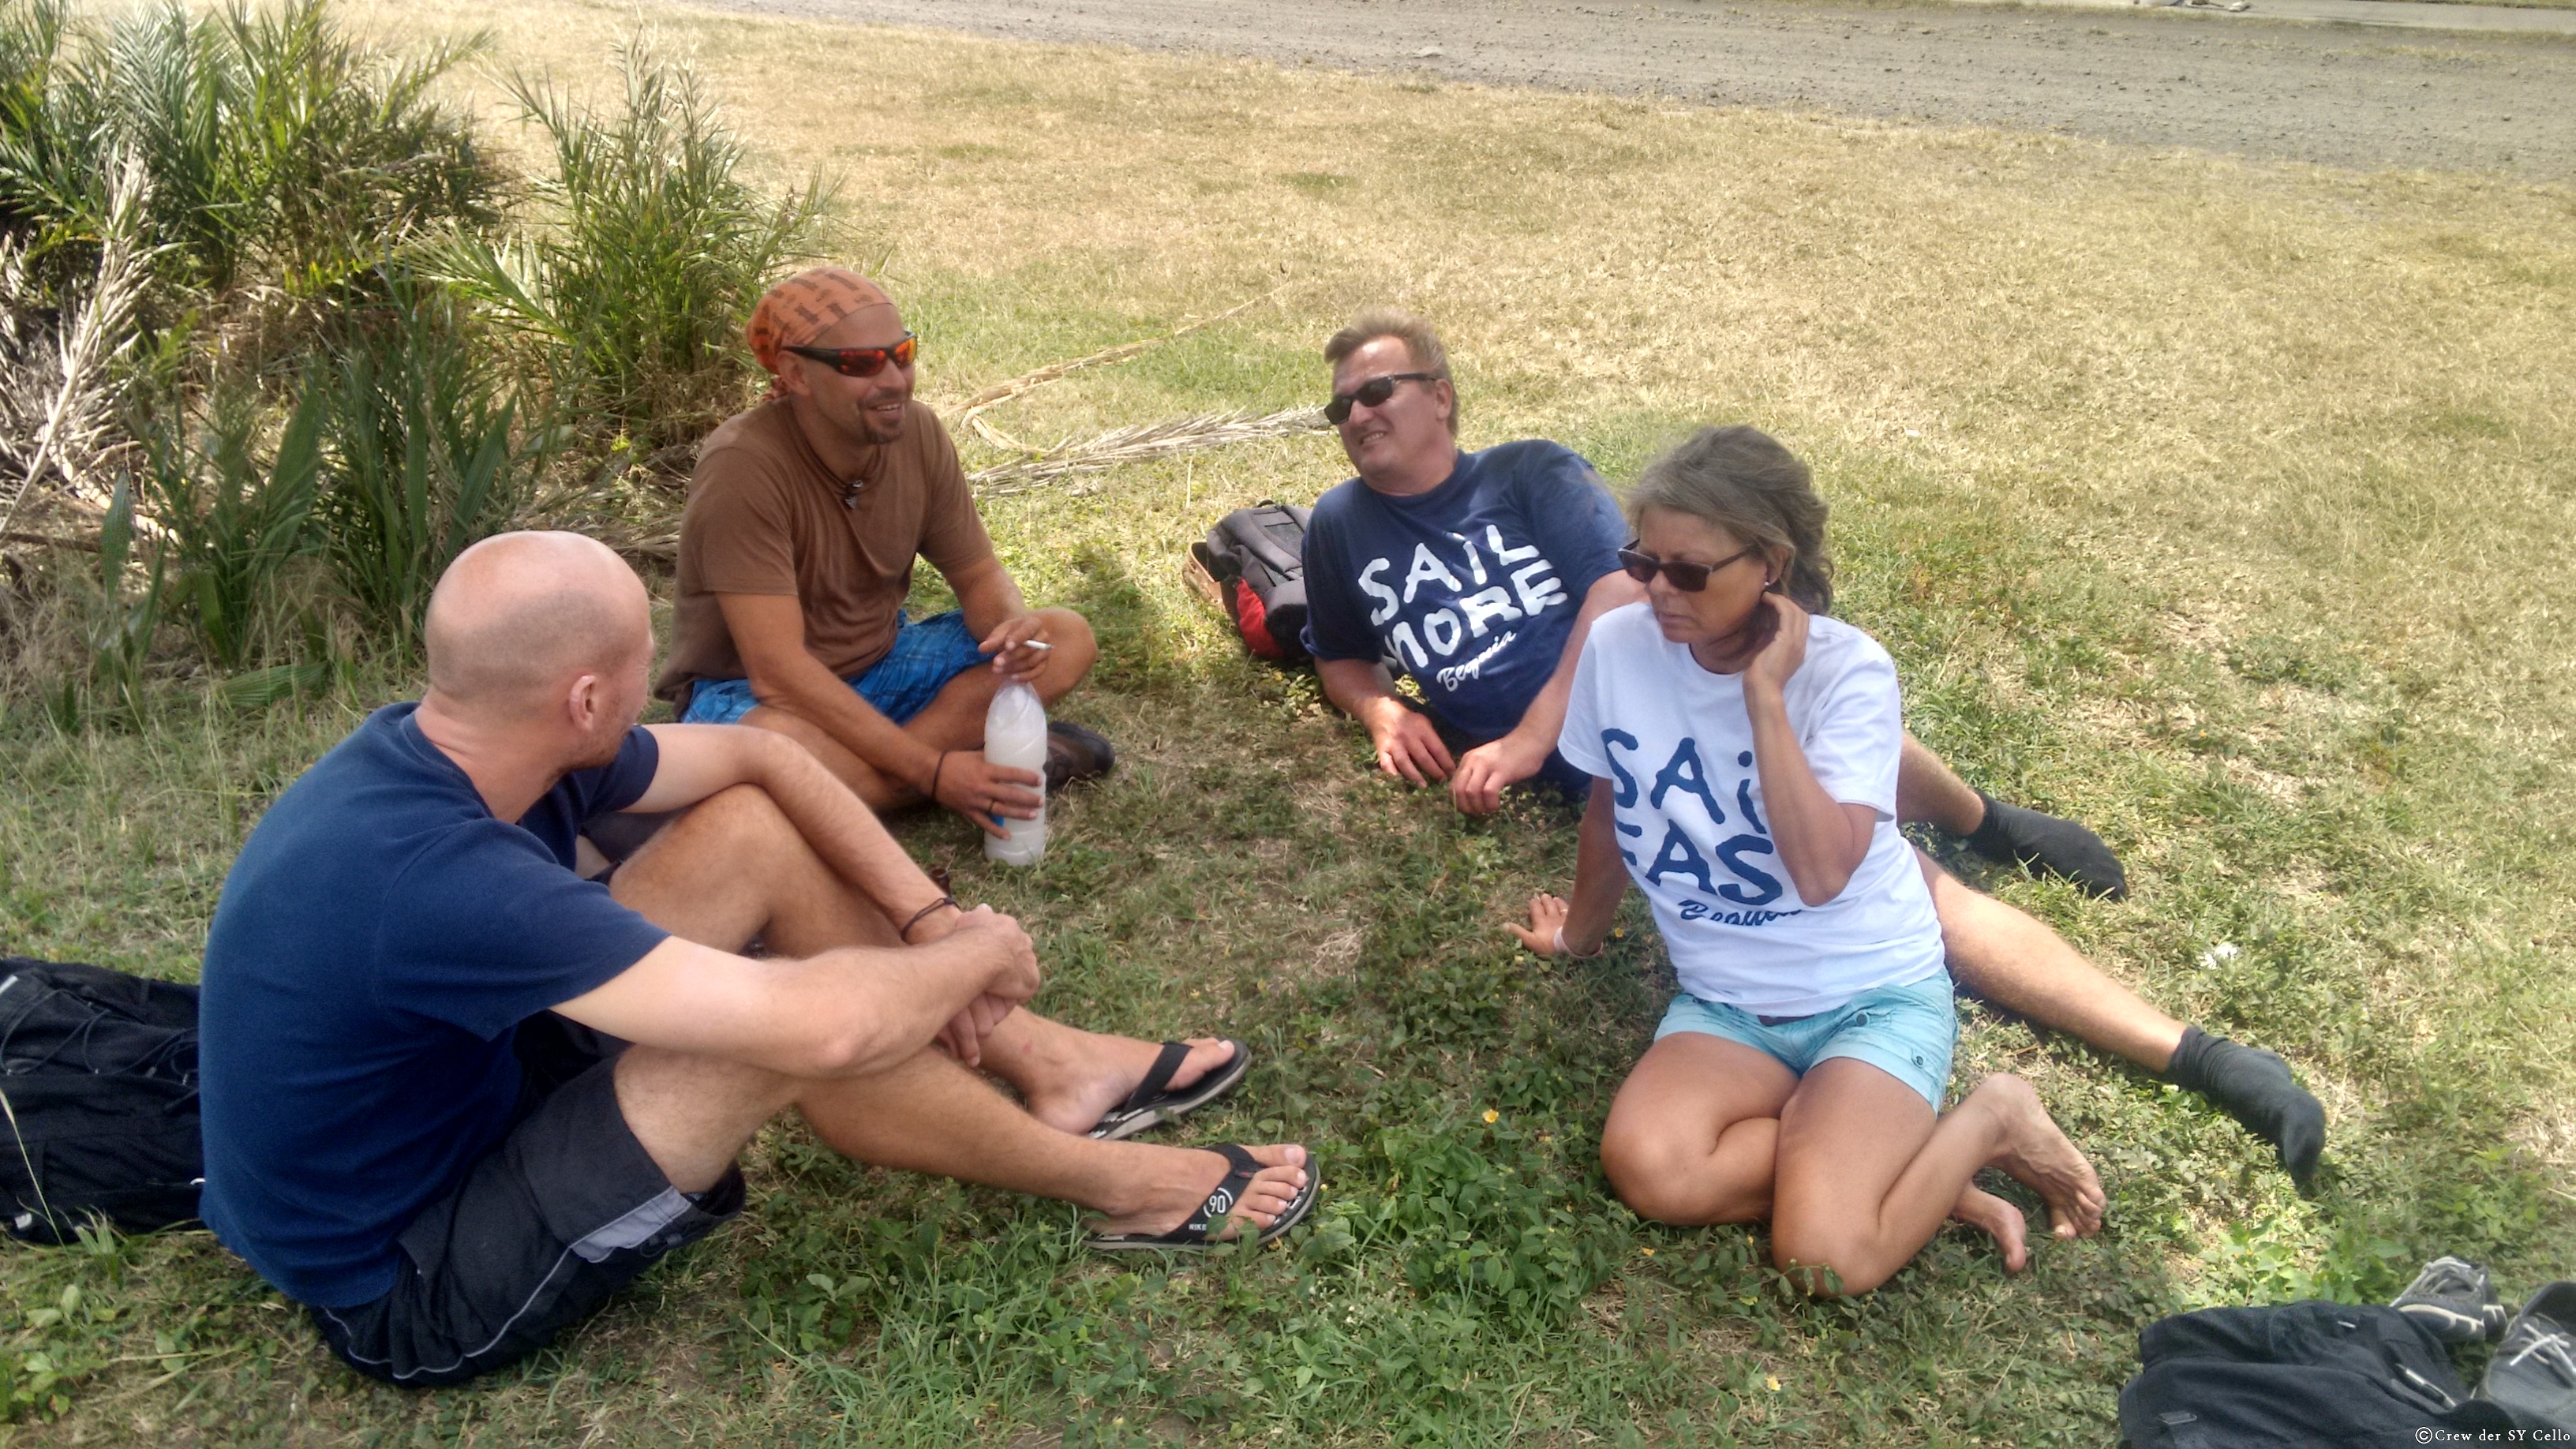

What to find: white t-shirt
left=1558, top=604, right=1945, bottom=1016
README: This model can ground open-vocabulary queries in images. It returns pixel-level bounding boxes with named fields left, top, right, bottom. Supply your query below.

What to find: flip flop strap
left=1118, top=1040, right=1192, bottom=1116
left=1183, top=1143, right=1261, bottom=1239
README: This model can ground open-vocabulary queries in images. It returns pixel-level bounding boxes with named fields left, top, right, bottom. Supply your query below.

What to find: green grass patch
left=4, top=395, right=2565, bottom=1438
left=2, top=1, right=2572, bottom=1441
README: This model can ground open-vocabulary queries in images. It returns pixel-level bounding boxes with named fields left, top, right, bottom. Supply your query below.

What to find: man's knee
left=636, top=781, right=818, bottom=886
left=1037, top=606, right=1095, bottom=651
left=615, top=783, right=827, bottom=927
left=613, top=1045, right=801, bottom=1193
left=672, top=782, right=807, bottom=859
left=1035, top=608, right=1099, bottom=691
left=695, top=780, right=786, bottom=822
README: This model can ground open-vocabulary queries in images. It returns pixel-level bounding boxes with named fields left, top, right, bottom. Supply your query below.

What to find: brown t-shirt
left=657, top=398, right=994, bottom=705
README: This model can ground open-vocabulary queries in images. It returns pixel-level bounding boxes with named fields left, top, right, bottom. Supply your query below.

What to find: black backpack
left=0, top=957, right=204, bottom=1244
left=2118, top=1301, right=2522, bottom=1447
left=1187, top=502, right=1312, bottom=663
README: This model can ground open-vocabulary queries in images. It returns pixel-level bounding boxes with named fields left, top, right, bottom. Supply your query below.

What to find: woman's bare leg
left=1769, top=1064, right=2104, bottom=1294
left=1598, top=1034, right=1799, bottom=1226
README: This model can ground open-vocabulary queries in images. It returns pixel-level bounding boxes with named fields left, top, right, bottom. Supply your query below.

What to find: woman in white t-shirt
left=1509, top=425, right=2104, bottom=1294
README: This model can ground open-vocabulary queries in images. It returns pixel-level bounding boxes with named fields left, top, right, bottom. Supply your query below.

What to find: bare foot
left=1950, top=1183, right=2031, bottom=1273
left=1966, top=1074, right=2105, bottom=1240
left=1020, top=1034, right=1238, bottom=1135
left=1091, top=1142, right=1310, bottom=1240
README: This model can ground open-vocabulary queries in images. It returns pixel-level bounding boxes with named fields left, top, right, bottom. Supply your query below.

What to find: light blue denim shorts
left=1653, top=969, right=1958, bottom=1108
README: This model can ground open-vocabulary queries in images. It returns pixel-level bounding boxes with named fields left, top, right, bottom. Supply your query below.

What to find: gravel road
left=699, top=0, right=2576, bottom=178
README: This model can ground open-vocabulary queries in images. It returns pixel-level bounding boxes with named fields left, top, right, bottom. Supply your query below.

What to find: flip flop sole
left=1087, top=1168, right=1319, bottom=1254
left=1088, top=1040, right=1252, bottom=1141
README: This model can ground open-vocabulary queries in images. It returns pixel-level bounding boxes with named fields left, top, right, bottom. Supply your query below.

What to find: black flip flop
left=1086, top=1144, right=1319, bottom=1253
left=1088, top=1039, right=1250, bottom=1141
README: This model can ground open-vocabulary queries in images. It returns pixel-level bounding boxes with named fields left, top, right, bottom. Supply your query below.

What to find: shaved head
left=425, top=532, right=652, bottom=722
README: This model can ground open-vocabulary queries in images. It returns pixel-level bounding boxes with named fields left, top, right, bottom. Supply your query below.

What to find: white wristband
left=1552, top=925, right=1603, bottom=960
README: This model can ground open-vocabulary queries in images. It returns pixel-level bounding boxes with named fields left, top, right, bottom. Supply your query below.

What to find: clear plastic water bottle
left=981, top=680, right=1047, bottom=866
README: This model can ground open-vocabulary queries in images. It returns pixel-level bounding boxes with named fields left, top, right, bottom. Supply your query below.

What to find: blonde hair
left=1323, top=309, right=1458, bottom=437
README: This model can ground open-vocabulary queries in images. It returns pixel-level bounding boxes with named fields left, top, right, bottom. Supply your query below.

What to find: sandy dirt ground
left=698, top=0, right=2576, bottom=178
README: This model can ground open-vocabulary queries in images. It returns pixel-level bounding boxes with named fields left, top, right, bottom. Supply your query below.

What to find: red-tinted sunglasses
left=784, top=332, right=919, bottom=377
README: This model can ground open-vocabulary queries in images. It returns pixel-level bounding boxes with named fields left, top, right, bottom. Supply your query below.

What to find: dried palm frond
left=969, top=406, right=1330, bottom=497
left=0, top=151, right=152, bottom=545
left=1, top=528, right=99, bottom=552
left=946, top=280, right=1290, bottom=449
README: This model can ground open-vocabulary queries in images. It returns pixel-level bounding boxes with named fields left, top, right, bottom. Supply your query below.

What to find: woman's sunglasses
left=1324, top=372, right=1440, bottom=425
left=783, top=332, right=919, bottom=377
left=1616, top=542, right=1764, bottom=593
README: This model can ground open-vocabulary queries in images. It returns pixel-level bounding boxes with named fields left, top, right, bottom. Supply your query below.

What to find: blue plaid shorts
left=680, top=611, right=990, bottom=727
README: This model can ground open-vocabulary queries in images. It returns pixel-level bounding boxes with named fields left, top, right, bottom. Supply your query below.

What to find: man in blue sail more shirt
left=197, top=532, right=1315, bottom=1386
left=1296, top=310, right=2327, bottom=1188
left=1297, top=340, right=1630, bottom=807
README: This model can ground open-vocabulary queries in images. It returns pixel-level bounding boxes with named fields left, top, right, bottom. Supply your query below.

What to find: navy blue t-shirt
left=1300, top=441, right=1627, bottom=739
left=198, top=704, right=672, bottom=1308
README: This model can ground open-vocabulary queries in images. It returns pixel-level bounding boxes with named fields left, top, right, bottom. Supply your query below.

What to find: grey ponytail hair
left=1625, top=425, right=1834, bottom=616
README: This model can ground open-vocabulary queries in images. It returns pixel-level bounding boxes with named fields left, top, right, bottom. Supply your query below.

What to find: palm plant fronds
left=0, top=0, right=498, bottom=373
left=968, top=406, right=1330, bottom=497
left=0, top=527, right=92, bottom=550
left=0, top=147, right=150, bottom=544
left=316, top=275, right=548, bottom=654
left=81, top=472, right=167, bottom=717
left=436, top=31, right=835, bottom=453
left=213, top=657, right=333, bottom=709
left=130, top=376, right=327, bottom=670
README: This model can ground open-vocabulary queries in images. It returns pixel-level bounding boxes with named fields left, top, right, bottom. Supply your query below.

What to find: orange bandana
left=744, top=267, right=897, bottom=395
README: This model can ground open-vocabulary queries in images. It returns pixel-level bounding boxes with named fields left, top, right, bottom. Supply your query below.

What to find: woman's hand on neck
left=1738, top=593, right=1811, bottom=699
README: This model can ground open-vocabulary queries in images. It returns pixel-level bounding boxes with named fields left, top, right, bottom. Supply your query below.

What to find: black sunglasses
left=1324, top=372, right=1440, bottom=425
left=1617, top=542, right=1765, bottom=593
left=784, top=332, right=919, bottom=377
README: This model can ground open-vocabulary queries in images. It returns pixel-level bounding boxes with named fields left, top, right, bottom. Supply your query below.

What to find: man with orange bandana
left=653, top=268, right=1114, bottom=839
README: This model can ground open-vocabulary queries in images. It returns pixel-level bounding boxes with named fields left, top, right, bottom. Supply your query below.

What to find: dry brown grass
left=338, top=0, right=2574, bottom=713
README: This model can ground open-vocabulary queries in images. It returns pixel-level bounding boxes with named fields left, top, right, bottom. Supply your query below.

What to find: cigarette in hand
left=1015, top=639, right=1054, bottom=652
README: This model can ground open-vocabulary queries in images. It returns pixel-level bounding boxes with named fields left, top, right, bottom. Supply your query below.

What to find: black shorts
left=305, top=1016, right=744, bottom=1387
